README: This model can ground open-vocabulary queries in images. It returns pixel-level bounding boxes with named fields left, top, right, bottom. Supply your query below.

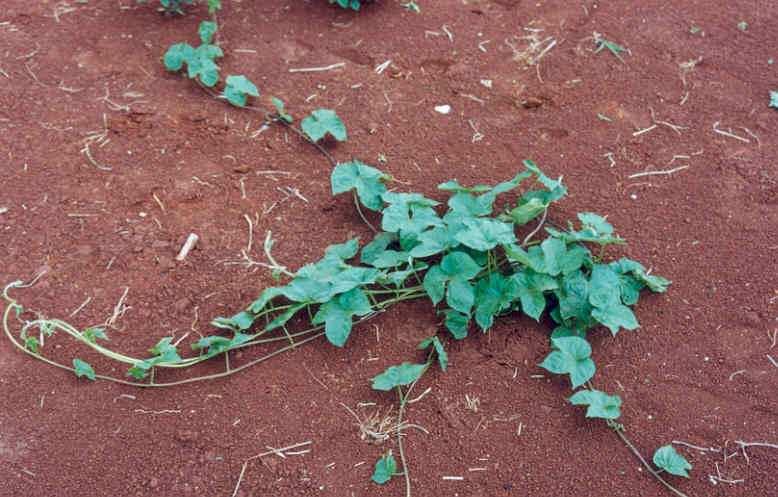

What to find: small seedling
left=73, top=358, right=96, bottom=380
left=653, top=445, right=692, bottom=477
left=737, top=21, right=748, bottom=32
left=569, top=389, right=622, bottom=419
left=593, top=32, right=628, bottom=62
left=330, top=0, right=364, bottom=10
left=301, top=109, right=347, bottom=142
left=402, top=1, right=421, bottom=13
left=163, top=21, right=224, bottom=87
left=272, top=97, right=293, bottom=123
left=223, top=75, right=260, bottom=107
left=770, top=91, right=778, bottom=109
left=371, top=451, right=397, bottom=484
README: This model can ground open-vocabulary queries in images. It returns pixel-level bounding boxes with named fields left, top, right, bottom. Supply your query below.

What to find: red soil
left=0, top=1, right=776, bottom=496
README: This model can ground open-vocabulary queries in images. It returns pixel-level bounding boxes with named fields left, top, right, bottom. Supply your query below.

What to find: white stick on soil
left=176, top=233, right=199, bottom=261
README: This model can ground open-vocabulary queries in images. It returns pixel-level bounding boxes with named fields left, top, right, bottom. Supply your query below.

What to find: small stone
left=174, top=297, right=191, bottom=313
left=434, top=104, right=452, bottom=114
left=521, top=97, right=544, bottom=109
left=75, top=244, right=94, bottom=256
left=175, top=430, right=197, bottom=443
left=743, top=311, right=761, bottom=327
left=233, top=164, right=251, bottom=174
left=158, top=256, right=175, bottom=272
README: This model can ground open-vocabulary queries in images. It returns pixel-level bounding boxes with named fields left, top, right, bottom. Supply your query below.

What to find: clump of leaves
left=147, top=0, right=220, bottom=14
left=205, top=160, right=668, bottom=436
left=770, top=90, right=778, bottom=109
left=330, top=0, right=366, bottom=10
left=164, top=20, right=224, bottom=87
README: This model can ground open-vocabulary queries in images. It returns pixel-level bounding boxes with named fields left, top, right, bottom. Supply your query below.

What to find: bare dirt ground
left=0, top=1, right=776, bottom=496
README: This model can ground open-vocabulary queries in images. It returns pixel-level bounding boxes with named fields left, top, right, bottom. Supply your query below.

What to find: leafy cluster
left=330, top=0, right=367, bottom=10
left=210, top=159, right=669, bottom=430
left=164, top=21, right=262, bottom=108
left=150, top=0, right=220, bottom=14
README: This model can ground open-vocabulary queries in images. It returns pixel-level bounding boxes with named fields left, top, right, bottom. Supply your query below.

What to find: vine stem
left=395, top=359, right=432, bottom=497
left=396, top=386, right=412, bottom=497
left=353, top=190, right=378, bottom=233
left=609, top=424, right=691, bottom=497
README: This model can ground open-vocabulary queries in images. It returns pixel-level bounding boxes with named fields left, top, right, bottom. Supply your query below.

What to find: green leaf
left=361, top=232, right=397, bottom=265
left=595, top=36, right=628, bottom=62
left=591, top=303, right=639, bottom=335
left=771, top=91, right=778, bottom=109
left=370, top=250, right=411, bottom=268
left=195, top=44, right=223, bottom=61
left=446, top=277, right=475, bottom=314
left=149, top=337, right=182, bottom=363
left=612, top=258, right=670, bottom=293
left=312, top=288, right=373, bottom=347
left=539, top=336, right=596, bottom=388
left=271, top=97, right=293, bottom=123
left=653, top=445, right=692, bottom=478
left=441, top=172, right=530, bottom=217
left=186, top=54, right=220, bottom=87
left=301, top=109, right=347, bottom=142
left=331, top=161, right=389, bottom=211
left=540, top=237, right=567, bottom=276
left=410, top=226, right=455, bottom=258
left=25, top=336, right=40, bottom=353
left=163, top=43, right=195, bottom=71
left=371, top=451, right=397, bottom=484
left=371, top=362, right=426, bottom=391
left=507, top=196, right=547, bottom=225
left=223, top=75, right=259, bottom=107
left=192, top=332, right=252, bottom=355
left=248, top=287, right=286, bottom=313
left=550, top=325, right=586, bottom=339
left=556, top=270, right=593, bottom=324
left=474, top=273, right=517, bottom=330
left=418, top=336, right=448, bottom=371
left=211, top=310, right=255, bottom=331
left=512, top=271, right=547, bottom=321
left=588, top=264, right=622, bottom=309
left=455, top=217, right=516, bottom=251
left=381, top=192, right=443, bottom=243
left=578, top=212, right=614, bottom=236
left=569, top=389, right=622, bottom=419
left=73, top=358, right=96, bottom=381
left=440, top=251, right=483, bottom=278
left=207, top=0, right=222, bottom=14
left=266, top=303, right=306, bottom=330
left=423, top=252, right=482, bottom=311
left=127, top=361, right=152, bottom=380
left=443, top=309, right=470, bottom=339
left=82, top=327, right=108, bottom=343
left=324, top=238, right=360, bottom=260
left=198, top=20, right=217, bottom=44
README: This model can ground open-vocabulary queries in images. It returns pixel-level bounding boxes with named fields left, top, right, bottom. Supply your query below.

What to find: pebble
left=233, top=164, right=251, bottom=174
left=434, top=104, right=452, bottom=114
left=174, top=297, right=191, bottom=313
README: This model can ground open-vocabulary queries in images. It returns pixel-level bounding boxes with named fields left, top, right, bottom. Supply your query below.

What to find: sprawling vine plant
left=2, top=2, right=695, bottom=496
